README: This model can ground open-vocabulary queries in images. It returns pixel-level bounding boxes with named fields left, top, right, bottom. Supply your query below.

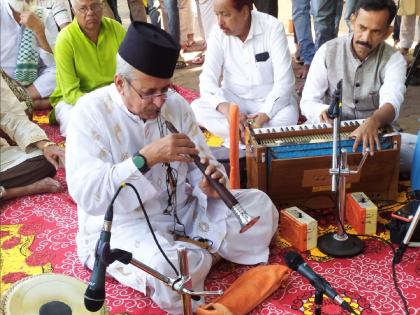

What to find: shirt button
left=355, top=100, right=359, bottom=104
left=355, top=83, right=360, bottom=87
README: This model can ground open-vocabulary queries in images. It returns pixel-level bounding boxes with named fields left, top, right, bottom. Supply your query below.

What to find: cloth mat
left=1, top=86, right=419, bottom=315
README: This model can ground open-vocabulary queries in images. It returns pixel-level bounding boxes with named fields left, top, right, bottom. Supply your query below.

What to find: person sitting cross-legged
left=191, top=0, right=299, bottom=148
left=1, top=0, right=58, bottom=111
left=301, top=0, right=417, bottom=173
left=65, top=22, right=278, bottom=314
left=49, top=0, right=126, bottom=136
left=0, top=73, right=65, bottom=201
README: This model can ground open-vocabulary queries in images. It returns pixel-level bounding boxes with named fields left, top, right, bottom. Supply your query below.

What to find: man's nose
left=153, top=97, right=166, bottom=107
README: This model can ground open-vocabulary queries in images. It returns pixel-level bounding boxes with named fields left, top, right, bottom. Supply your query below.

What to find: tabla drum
left=0, top=273, right=107, bottom=315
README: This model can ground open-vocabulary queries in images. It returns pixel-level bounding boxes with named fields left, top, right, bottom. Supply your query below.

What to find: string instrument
left=164, top=120, right=259, bottom=233
left=246, top=119, right=401, bottom=209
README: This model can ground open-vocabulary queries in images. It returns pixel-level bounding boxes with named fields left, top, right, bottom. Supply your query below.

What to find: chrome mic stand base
left=318, top=233, right=364, bottom=258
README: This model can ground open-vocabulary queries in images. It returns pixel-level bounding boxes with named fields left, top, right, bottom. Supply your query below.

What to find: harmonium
left=245, top=119, right=401, bottom=209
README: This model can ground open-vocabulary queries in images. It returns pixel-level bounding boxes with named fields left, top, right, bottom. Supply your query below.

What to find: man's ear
left=350, top=12, right=356, bottom=25
left=114, top=74, right=124, bottom=94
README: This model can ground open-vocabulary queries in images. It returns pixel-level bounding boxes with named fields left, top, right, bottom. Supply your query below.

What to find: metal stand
left=314, top=289, right=324, bottom=315
left=101, top=244, right=223, bottom=315
left=318, top=115, right=369, bottom=258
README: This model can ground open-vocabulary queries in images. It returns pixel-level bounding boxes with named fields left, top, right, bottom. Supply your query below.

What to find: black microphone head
left=84, top=287, right=105, bottom=312
left=284, top=251, right=305, bottom=271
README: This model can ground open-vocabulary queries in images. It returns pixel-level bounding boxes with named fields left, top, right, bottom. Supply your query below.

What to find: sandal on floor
left=190, top=53, right=205, bottom=65
left=176, top=56, right=187, bottom=69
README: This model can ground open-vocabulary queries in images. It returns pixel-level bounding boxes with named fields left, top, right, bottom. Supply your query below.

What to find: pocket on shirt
left=368, top=90, right=379, bottom=109
left=255, top=59, right=273, bottom=84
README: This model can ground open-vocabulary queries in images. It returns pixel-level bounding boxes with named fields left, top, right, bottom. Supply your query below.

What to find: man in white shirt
left=36, top=0, right=72, bottom=29
left=0, top=0, right=58, bottom=110
left=191, top=0, right=299, bottom=146
left=66, top=22, right=278, bottom=314
left=301, top=0, right=416, bottom=172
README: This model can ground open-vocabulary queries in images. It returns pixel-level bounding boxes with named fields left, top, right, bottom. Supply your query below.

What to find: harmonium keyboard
left=245, top=119, right=401, bottom=209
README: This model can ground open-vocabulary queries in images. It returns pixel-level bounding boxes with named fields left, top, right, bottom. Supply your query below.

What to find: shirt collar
left=244, top=10, right=263, bottom=42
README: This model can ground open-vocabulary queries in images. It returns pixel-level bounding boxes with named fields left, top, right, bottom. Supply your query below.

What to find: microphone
left=327, top=79, right=342, bottom=119
left=84, top=205, right=113, bottom=312
left=284, top=251, right=355, bottom=314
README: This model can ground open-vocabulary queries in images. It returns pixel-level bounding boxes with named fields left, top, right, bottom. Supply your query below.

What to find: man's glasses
left=77, top=3, right=103, bottom=14
left=125, top=79, right=173, bottom=102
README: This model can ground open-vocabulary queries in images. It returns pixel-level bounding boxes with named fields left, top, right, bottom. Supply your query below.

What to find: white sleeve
left=38, top=10, right=57, bottom=67
left=33, top=10, right=57, bottom=97
left=379, top=52, right=407, bottom=121
left=300, top=43, right=330, bottom=123
left=65, top=99, right=158, bottom=216
left=198, top=29, right=228, bottom=109
left=259, top=21, right=295, bottom=118
left=51, top=0, right=72, bottom=26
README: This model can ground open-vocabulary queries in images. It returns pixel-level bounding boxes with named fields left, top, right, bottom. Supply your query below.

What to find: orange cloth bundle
left=229, top=103, right=240, bottom=190
left=197, top=264, right=290, bottom=315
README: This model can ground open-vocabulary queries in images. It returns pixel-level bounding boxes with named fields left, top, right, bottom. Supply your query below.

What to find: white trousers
left=85, top=189, right=278, bottom=314
left=195, top=0, right=216, bottom=41
left=400, top=15, right=420, bottom=49
left=179, top=0, right=194, bottom=42
left=191, top=91, right=299, bottom=146
left=55, top=101, right=74, bottom=137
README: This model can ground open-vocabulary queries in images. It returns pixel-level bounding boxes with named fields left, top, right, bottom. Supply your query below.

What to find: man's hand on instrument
left=216, top=102, right=248, bottom=144
left=319, top=109, right=333, bottom=124
left=247, top=113, right=269, bottom=129
left=350, top=117, right=381, bottom=155
left=199, top=157, right=226, bottom=199
left=140, top=133, right=199, bottom=167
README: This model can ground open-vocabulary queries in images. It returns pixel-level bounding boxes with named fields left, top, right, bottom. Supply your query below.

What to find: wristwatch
left=132, top=152, right=150, bottom=174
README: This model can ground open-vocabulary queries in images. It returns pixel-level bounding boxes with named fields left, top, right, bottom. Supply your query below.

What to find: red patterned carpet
left=1, top=86, right=419, bottom=315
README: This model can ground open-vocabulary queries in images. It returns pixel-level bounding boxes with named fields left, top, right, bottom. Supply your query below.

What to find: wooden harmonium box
left=245, top=119, right=401, bottom=209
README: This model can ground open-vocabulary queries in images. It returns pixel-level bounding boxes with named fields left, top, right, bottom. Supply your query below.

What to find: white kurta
left=0, top=0, right=57, bottom=97
left=191, top=10, right=299, bottom=144
left=65, top=84, right=278, bottom=314
left=0, top=76, right=48, bottom=172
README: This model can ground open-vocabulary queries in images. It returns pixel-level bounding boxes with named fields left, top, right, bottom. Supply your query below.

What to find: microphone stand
left=314, top=289, right=324, bottom=315
left=318, top=80, right=368, bottom=258
left=97, top=241, right=223, bottom=315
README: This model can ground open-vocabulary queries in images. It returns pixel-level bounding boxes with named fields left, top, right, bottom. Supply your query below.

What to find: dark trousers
left=254, top=0, right=278, bottom=18
left=0, top=155, right=56, bottom=189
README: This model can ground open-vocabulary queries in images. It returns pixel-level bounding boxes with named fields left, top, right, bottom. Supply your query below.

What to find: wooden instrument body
left=246, top=120, right=401, bottom=209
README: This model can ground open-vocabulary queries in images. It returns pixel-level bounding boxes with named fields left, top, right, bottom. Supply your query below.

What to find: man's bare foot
left=30, top=177, right=61, bottom=195
left=2, top=177, right=61, bottom=200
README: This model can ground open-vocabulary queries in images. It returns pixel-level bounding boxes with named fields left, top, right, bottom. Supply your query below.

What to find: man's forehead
left=76, top=0, right=102, bottom=6
left=355, top=8, right=390, bottom=29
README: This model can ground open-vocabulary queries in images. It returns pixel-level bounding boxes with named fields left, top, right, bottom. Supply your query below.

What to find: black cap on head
left=118, top=22, right=180, bottom=79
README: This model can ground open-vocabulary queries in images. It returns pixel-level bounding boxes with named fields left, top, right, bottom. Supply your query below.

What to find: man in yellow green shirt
left=50, top=0, right=126, bottom=136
